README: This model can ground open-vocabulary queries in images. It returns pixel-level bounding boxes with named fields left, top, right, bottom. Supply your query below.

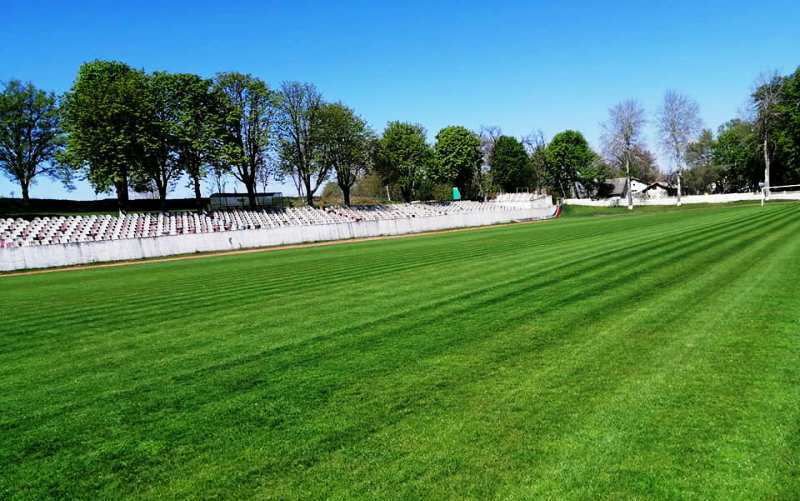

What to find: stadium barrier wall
left=0, top=206, right=556, bottom=271
left=564, top=192, right=800, bottom=207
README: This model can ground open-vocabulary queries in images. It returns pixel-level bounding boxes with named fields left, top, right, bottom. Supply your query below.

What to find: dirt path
left=2, top=215, right=558, bottom=278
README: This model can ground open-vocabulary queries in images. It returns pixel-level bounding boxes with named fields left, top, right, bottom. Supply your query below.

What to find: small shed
left=600, top=178, right=648, bottom=199
left=642, top=182, right=671, bottom=199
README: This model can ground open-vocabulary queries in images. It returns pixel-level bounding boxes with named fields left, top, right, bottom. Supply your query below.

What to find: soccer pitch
left=2, top=203, right=799, bottom=498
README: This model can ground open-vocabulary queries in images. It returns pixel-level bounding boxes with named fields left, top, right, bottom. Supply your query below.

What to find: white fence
left=564, top=191, right=800, bottom=207
left=0, top=205, right=557, bottom=272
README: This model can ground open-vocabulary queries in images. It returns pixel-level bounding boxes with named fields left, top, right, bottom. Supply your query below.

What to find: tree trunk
left=158, top=183, right=168, bottom=210
left=246, top=181, right=257, bottom=209
left=20, top=180, right=30, bottom=202
left=342, top=185, right=351, bottom=207
left=115, top=178, right=129, bottom=210
left=763, top=136, right=771, bottom=200
left=192, top=174, right=203, bottom=212
left=676, top=171, right=683, bottom=206
left=401, top=185, right=413, bottom=203
left=304, top=178, right=314, bottom=207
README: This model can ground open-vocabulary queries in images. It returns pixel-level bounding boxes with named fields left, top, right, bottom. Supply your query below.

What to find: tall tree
left=317, top=102, right=373, bottom=206
left=164, top=73, right=229, bottom=209
left=277, top=81, right=327, bottom=207
left=523, top=130, right=548, bottom=193
left=433, top=125, right=482, bottom=198
left=600, top=99, right=647, bottom=209
left=751, top=72, right=784, bottom=199
left=61, top=60, right=149, bottom=207
left=626, top=146, right=661, bottom=183
left=477, top=125, right=502, bottom=200
left=774, top=67, right=800, bottom=184
left=683, top=129, right=720, bottom=194
left=713, top=119, right=762, bottom=192
left=373, top=121, right=432, bottom=202
left=214, top=72, right=278, bottom=208
left=544, top=130, right=597, bottom=198
left=489, top=135, right=529, bottom=192
left=134, top=71, right=183, bottom=204
left=0, top=80, right=65, bottom=201
left=657, top=90, right=703, bottom=205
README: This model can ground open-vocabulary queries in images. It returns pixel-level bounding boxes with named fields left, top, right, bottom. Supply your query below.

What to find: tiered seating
left=495, top=193, right=538, bottom=203
left=0, top=199, right=539, bottom=248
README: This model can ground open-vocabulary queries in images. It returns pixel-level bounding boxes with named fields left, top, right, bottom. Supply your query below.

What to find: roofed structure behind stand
left=209, top=193, right=283, bottom=210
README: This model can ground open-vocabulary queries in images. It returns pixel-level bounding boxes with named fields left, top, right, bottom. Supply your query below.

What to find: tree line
left=682, top=70, right=800, bottom=197
left=1, top=60, right=799, bottom=208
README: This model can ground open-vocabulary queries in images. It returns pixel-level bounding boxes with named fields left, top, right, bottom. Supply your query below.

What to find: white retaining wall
left=0, top=206, right=556, bottom=272
left=564, top=192, right=800, bottom=207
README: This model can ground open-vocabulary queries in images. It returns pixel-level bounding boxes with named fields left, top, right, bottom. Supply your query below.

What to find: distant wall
left=564, top=192, right=800, bottom=207
left=0, top=206, right=556, bottom=271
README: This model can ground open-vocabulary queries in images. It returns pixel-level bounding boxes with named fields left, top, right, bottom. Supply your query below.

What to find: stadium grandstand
left=0, top=195, right=554, bottom=249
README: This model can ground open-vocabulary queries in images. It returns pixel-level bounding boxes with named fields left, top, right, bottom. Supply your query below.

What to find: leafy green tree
left=625, top=146, right=661, bottom=183
left=0, top=80, right=65, bottom=201
left=352, top=171, right=390, bottom=200
left=544, top=130, right=598, bottom=197
left=522, top=131, right=548, bottom=192
left=277, top=81, right=328, bottom=207
left=214, top=72, right=278, bottom=208
left=477, top=126, right=503, bottom=199
left=775, top=67, right=800, bottom=183
left=489, top=135, right=530, bottom=192
left=751, top=72, right=784, bottom=196
left=713, top=119, right=762, bottom=192
left=134, top=71, right=183, bottom=204
left=433, top=126, right=482, bottom=198
left=159, top=73, right=229, bottom=209
left=683, top=129, right=722, bottom=194
left=686, top=129, right=715, bottom=170
left=317, top=102, right=373, bottom=206
left=374, top=121, right=433, bottom=202
left=61, top=60, right=149, bottom=207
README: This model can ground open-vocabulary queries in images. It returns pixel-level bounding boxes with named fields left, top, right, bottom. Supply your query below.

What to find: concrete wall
left=493, top=195, right=554, bottom=210
left=0, top=206, right=556, bottom=272
left=564, top=192, right=800, bottom=207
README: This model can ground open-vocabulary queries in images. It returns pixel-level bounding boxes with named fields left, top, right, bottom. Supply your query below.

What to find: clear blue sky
left=2, top=0, right=799, bottom=199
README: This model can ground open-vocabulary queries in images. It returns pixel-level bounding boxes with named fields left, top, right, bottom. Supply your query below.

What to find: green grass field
left=2, top=203, right=799, bottom=499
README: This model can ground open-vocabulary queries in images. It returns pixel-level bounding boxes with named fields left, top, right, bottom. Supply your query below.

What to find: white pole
left=625, top=156, right=633, bottom=210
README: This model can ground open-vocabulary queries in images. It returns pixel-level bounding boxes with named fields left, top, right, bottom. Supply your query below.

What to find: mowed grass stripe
left=145, top=204, right=800, bottom=498
left=1, top=205, right=787, bottom=389
left=0, top=201, right=756, bottom=319
left=1, top=203, right=799, bottom=498
left=1, top=205, right=792, bottom=433
left=1, top=203, right=778, bottom=341
left=0, top=203, right=788, bottom=422
left=256, top=205, right=800, bottom=499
